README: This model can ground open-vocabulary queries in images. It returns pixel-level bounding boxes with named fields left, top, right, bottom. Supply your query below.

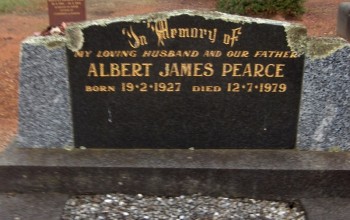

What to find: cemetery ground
left=0, top=0, right=345, bottom=152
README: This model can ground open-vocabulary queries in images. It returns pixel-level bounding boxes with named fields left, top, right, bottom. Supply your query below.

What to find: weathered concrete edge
left=1, top=146, right=350, bottom=169
left=0, top=147, right=349, bottom=200
left=301, top=198, right=350, bottom=220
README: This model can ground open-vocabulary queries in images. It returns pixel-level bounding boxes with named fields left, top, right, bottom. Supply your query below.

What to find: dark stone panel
left=67, top=13, right=305, bottom=149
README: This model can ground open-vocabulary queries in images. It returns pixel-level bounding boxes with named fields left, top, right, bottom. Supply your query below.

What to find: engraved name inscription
left=72, top=18, right=300, bottom=94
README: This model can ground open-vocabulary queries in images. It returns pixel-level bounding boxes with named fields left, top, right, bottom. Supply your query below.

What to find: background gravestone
left=337, top=2, right=350, bottom=41
left=48, top=0, right=86, bottom=26
left=66, top=11, right=306, bottom=149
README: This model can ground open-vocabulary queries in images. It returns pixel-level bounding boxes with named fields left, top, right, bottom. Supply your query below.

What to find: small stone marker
left=337, top=2, right=350, bottom=41
left=48, top=0, right=86, bottom=26
left=66, top=11, right=306, bottom=149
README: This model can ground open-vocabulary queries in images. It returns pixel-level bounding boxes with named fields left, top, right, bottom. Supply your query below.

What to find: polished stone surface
left=0, top=193, right=69, bottom=220
left=67, top=11, right=305, bottom=149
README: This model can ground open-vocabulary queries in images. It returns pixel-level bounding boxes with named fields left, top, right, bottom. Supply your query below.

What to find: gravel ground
left=62, top=194, right=306, bottom=220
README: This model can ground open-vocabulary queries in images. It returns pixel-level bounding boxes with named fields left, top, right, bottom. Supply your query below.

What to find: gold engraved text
left=203, top=50, right=222, bottom=57
left=85, top=85, right=116, bottom=92
left=193, top=86, right=222, bottom=92
left=222, top=63, right=285, bottom=78
left=88, top=63, right=152, bottom=77
left=122, top=26, right=148, bottom=48
left=74, top=51, right=93, bottom=58
left=223, top=28, right=242, bottom=47
left=159, top=63, right=214, bottom=77
left=147, top=20, right=218, bottom=46
left=226, top=50, right=249, bottom=58
left=227, top=83, right=287, bottom=93
left=121, top=82, right=182, bottom=92
left=254, top=51, right=299, bottom=58
left=142, top=50, right=199, bottom=57
left=96, top=50, right=137, bottom=58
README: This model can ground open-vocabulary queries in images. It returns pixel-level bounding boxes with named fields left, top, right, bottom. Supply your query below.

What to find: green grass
left=217, top=0, right=306, bottom=18
left=0, top=0, right=45, bottom=13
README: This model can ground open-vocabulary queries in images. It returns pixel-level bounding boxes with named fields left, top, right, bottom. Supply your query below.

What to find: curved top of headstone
left=69, top=9, right=297, bottom=28
left=65, top=10, right=308, bottom=54
left=21, top=10, right=349, bottom=59
left=22, top=35, right=66, bottom=48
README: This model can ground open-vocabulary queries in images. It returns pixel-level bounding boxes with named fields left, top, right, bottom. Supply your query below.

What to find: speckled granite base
left=297, top=43, right=350, bottom=151
left=17, top=36, right=74, bottom=148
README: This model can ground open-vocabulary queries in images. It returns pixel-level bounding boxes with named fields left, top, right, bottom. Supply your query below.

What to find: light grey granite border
left=297, top=40, right=350, bottom=151
left=16, top=36, right=74, bottom=148
left=66, top=9, right=307, bottom=53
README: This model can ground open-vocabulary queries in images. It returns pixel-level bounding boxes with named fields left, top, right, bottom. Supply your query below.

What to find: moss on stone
left=307, top=37, right=348, bottom=59
left=285, top=25, right=307, bottom=54
left=23, top=36, right=66, bottom=49
left=328, top=146, right=343, bottom=153
left=45, top=40, right=66, bottom=49
left=66, top=27, right=84, bottom=52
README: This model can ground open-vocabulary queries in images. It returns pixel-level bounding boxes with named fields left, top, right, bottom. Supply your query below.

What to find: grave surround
left=5, top=10, right=350, bottom=216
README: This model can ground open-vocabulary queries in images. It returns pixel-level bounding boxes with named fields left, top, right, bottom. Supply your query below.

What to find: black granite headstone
left=67, top=11, right=305, bottom=149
